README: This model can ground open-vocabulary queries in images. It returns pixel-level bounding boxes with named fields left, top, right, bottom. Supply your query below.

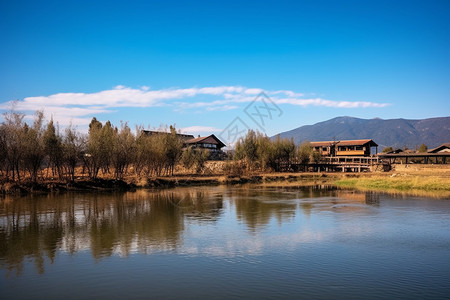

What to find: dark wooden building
left=142, top=130, right=194, bottom=141
left=428, top=143, right=450, bottom=153
left=311, top=139, right=378, bottom=157
left=184, top=134, right=226, bottom=152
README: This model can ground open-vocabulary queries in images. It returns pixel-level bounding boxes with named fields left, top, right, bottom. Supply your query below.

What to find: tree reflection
left=0, top=186, right=382, bottom=276
left=171, top=189, right=223, bottom=222
left=0, top=196, right=65, bottom=275
left=228, top=188, right=298, bottom=232
left=0, top=188, right=224, bottom=274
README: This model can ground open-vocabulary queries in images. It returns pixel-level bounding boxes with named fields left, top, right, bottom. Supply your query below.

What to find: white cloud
left=275, top=98, right=390, bottom=108
left=181, top=126, right=222, bottom=134
left=244, top=88, right=263, bottom=95
left=268, top=90, right=304, bottom=97
left=206, top=105, right=239, bottom=111
left=0, top=85, right=390, bottom=126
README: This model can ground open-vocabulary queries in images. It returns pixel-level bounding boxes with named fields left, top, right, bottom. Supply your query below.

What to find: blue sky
left=1, top=0, right=449, bottom=144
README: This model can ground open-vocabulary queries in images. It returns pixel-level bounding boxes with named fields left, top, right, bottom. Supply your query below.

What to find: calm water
left=1, top=186, right=450, bottom=299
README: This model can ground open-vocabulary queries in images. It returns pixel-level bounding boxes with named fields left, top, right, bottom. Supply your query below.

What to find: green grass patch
left=335, top=176, right=450, bottom=193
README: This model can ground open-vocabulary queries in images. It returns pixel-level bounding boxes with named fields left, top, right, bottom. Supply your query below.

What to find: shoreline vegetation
left=1, top=164, right=450, bottom=198
left=1, top=111, right=449, bottom=198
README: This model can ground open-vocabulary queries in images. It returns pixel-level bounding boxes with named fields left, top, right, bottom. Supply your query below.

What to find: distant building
left=141, top=130, right=226, bottom=151
left=141, top=131, right=227, bottom=159
left=384, top=148, right=416, bottom=154
left=184, top=134, right=226, bottom=152
left=311, top=139, right=378, bottom=156
left=384, top=148, right=404, bottom=154
left=428, top=143, right=450, bottom=153
left=310, top=141, right=338, bottom=156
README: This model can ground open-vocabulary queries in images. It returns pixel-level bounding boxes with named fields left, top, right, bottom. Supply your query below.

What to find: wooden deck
left=378, top=152, right=450, bottom=164
left=286, top=156, right=380, bottom=173
left=283, top=153, right=449, bottom=173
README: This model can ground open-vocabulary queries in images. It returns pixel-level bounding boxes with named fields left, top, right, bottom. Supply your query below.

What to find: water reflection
left=0, top=186, right=443, bottom=276
left=228, top=188, right=298, bottom=231
left=170, top=189, right=224, bottom=222
left=0, top=189, right=224, bottom=274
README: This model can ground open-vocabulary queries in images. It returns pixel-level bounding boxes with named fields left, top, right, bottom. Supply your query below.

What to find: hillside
left=276, top=116, right=450, bottom=149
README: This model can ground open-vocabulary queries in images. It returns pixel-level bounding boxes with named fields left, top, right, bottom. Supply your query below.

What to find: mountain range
left=275, top=116, right=450, bottom=149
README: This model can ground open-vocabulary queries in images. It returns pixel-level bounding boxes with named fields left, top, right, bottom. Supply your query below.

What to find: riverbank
left=333, top=164, right=450, bottom=197
left=1, top=164, right=449, bottom=197
left=0, top=178, right=136, bottom=195
left=254, top=165, right=450, bottom=197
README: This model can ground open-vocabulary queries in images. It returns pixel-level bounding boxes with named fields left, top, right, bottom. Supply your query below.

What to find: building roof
left=310, top=139, right=378, bottom=147
left=310, top=141, right=338, bottom=147
left=378, top=152, right=450, bottom=158
left=428, top=143, right=450, bottom=153
left=142, top=130, right=194, bottom=141
left=185, top=134, right=226, bottom=148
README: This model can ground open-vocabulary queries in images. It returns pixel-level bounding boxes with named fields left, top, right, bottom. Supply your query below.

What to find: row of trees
left=0, top=111, right=85, bottom=183
left=233, top=130, right=320, bottom=172
left=0, top=110, right=322, bottom=183
left=0, top=111, right=208, bottom=183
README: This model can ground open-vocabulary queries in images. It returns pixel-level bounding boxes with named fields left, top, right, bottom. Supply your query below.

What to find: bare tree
left=100, top=121, right=114, bottom=174
left=181, top=147, right=210, bottom=173
left=84, top=117, right=103, bottom=179
left=134, top=127, right=149, bottom=176
left=2, top=110, right=26, bottom=182
left=234, top=130, right=258, bottom=171
left=62, top=124, right=85, bottom=182
left=296, top=141, right=313, bottom=172
left=234, top=130, right=296, bottom=172
left=22, top=111, right=46, bottom=183
left=0, top=124, right=7, bottom=178
left=112, top=122, right=136, bottom=180
left=164, top=125, right=183, bottom=176
left=43, top=118, right=63, bottom=179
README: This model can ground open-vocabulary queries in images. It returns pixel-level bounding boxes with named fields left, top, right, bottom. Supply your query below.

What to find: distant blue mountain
left=275, top=116, right=450, bottom=149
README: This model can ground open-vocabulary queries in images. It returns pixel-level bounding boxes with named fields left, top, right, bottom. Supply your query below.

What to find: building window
left=201, top=143, right=217, bottom=148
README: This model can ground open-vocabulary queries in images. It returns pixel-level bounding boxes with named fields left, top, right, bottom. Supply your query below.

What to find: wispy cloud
left=0, top=85, right=390, bottom=126
left=181, top=126, right=222, bottom=134
left=275, top=98, right=390, bottom=108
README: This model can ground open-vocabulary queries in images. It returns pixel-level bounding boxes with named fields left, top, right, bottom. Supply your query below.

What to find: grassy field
left=331, top=164, right=450, bottom=197
left=249, top=165, right=450, bottom=198
left=335, top=175, right=449, bottom=191
left=334, top=175, right=450, bottom=198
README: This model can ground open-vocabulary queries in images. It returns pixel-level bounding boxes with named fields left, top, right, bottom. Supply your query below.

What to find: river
left=1, top=186, right=450, bottom=299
